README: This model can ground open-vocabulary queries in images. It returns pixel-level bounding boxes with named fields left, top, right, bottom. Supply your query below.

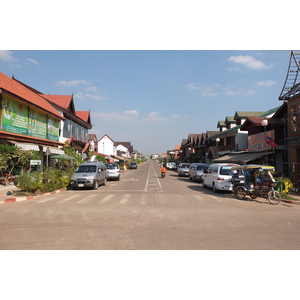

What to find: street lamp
left=261, top=118, right=268, bottom=164
left=216, top=138, right=220, bottom=158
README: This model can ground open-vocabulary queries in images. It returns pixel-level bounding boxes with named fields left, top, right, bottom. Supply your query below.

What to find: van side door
left=204, top=166, right=213, bottom=187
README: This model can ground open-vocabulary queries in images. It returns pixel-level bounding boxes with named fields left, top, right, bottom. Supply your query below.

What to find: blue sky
left=0, top=50, right=291, bottom=155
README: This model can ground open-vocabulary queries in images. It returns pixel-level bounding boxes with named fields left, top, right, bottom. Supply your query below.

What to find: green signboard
left=2, top=95, right=60, bottom=141
left=47, top=115, right=59, bottom=141
left=2, top=95, right=28, bottom=135
left=28, top=106, right=47, bottom=139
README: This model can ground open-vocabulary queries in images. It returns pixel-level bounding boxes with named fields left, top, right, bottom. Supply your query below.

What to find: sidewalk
left=0, top=184, right=22, bottom=203
left=0, top=184, right=65, bottom=203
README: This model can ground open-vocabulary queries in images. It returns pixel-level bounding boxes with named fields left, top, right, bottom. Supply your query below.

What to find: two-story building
left=40, top=94, right=92, bottom=159
left=0, top=72, right=65, bottom=161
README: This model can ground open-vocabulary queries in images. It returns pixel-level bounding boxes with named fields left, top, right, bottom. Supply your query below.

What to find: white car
left=105, top=163, right=120, bottom=181
left=202, top=163, right=239, bottom=192
left=167, top=162, right=177, bottom=170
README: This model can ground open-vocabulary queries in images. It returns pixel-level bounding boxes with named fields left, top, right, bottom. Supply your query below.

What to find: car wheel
left=212, top=182, right=218, bottom=193
left=93, top=180, right=98, bottom=190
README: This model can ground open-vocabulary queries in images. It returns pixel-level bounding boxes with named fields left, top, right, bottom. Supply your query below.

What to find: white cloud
left=186, top=83, right=200, bottom=90
left=245, top=90, right=256, bottom=96
left=225, top=89, right=239, bottom=96
left=92, top=110, right=185, bottom=124
left=92, top=110, right=139, bottom=123
left=85, top=86, right=99, bottom=92
left=25, top=58, right=39, bottom=65
left=75, top=92, right=106, bottom=101
left=56, top=80, right=89, bottom=87
left=228, top=55, right=272, bottom=69
left=144, top=112, right=170, bottom=123
left=186, top=83, right=221, bottom=97
left=0, top=50, right=14, bottom=61
left=124, top=110, right=139, bottom=117
left=256, top=80, right=276, bottom=87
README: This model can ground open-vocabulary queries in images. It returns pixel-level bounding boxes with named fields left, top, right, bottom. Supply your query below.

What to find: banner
left=2, top=95, right=60, bottom=142
left=2, top=95, right=28, bottom=135
left=248, top=130, right=276, bottom=151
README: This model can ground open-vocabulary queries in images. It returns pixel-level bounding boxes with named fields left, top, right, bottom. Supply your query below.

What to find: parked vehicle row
left=69, top=161, right=138, bottom=190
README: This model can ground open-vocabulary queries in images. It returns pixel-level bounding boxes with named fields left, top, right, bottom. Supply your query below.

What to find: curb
left=1, top=188, right=66, bottom=204
left=281, top=199, right=300, bottom=205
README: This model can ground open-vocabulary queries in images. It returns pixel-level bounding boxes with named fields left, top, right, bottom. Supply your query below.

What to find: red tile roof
left=40, top=94, right=74, bottom=111
left=0, top=72, right=63, bottom=120
left=76, top=111, right=90, bottom=123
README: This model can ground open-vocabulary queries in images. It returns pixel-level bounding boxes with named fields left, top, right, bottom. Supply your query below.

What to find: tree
left=96, top=154, right=107, bottom=163
left=0, top=143, right=41, bottom=184
left=63, top=143, right=83, bottom=169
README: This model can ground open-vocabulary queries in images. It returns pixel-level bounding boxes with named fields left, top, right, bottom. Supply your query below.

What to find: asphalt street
left=1, top=160, right=300, bottom=250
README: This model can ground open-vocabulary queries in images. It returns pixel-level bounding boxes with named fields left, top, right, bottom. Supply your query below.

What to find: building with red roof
left=1, top=72, right=93, bottom=163
left=0, top=72, right=65, bottom=154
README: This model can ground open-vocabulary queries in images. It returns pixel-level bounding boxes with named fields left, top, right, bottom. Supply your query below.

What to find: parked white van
left=202, top=163, right=239, bottom=192
left=70, top=161, right=108, bottom=190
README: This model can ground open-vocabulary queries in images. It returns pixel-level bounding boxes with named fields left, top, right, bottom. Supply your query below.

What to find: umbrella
left=52, top=154, right=76, bottom=160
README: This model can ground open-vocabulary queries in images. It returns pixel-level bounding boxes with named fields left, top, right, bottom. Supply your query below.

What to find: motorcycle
left=161, top=171, right=165, bottom=178
left=231, top=164, right=281, bottom=205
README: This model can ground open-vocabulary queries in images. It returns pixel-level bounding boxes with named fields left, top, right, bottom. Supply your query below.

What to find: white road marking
left=77, top=194, right=98, bottom=203
left=119, top=194, right=131, bottom=204
left=145, top=161, right=162, bottom=192
left=57, top=194, right=80, bottom=203
left=36, top=196, right=57, bottom=203
left=99, top=194, right=115, bottom=203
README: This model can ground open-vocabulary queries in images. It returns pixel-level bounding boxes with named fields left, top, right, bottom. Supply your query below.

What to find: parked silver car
left=189, top=163, right=209, bottom=182
left=70, top=161, right=108, bottom=190
left=177, top=163, right=191, bottom=177
left=105, top=163, right=120, bottom=181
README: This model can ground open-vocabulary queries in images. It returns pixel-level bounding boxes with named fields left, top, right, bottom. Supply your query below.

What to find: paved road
left=1, top=160, right=300, bottom=249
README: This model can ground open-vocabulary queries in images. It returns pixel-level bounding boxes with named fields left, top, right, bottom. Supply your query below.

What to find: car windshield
left=106, top=164, right=118, bottom=169
left=75, top=166, right=97, bottom=173
left=220, top=167, right=235, bottom=175
left=181, top=164, right=190, bottom=168
left=196, top=165, right=207, bottom=170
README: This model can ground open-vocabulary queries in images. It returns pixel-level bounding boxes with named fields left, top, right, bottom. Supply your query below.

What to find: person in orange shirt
left=161, top=165, right=166, bottom=178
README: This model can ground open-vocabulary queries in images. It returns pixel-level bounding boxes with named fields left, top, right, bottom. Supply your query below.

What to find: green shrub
left=16, top=167, right=72, bottom=193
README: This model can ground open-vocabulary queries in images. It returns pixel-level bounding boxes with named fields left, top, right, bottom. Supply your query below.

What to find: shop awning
left=10, top=141, right=39, bottom=151
left=213, top=151, right=273, bottom=164
left=9, top=141, right=64, bottom=154
left=43, top=146, right=65, bottom=155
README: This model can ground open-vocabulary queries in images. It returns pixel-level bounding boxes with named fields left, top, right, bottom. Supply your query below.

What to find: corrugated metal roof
left=213, top=151, right=273, bottom=164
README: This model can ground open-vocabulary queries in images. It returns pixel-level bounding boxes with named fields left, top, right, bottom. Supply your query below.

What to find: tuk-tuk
left=231, top=165, right=281, bottom=205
